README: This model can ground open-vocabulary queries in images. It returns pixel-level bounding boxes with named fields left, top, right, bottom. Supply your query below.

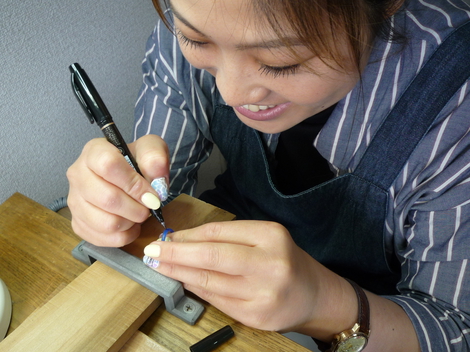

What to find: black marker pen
left=190, top=325, right=235, bottom=352
left=69, top=63, right=166, bottom=228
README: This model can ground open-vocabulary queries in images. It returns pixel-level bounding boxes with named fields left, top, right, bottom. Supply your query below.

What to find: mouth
left=234, top=102, right=291, bottom=121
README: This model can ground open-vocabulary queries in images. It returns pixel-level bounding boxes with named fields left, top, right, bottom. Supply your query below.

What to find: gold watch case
left=332, top=323, right=369, bottom=352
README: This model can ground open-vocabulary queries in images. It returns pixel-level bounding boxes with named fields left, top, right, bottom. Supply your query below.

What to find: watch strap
left=345, top=278, right=370, bottom=335
left=313, top=279, right=370, bottom=352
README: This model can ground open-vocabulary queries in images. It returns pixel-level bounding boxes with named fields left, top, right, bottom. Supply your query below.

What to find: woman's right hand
left=66, top=134, right=170, bottom=247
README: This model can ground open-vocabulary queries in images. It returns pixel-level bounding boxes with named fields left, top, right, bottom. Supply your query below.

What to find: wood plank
left=0, top=193, right=88, bottom=334
left=0, top=193, right=311, bottom=352
left=119, top=331, right=172, bottom=352
left=0, top=262, right=162, bottom=352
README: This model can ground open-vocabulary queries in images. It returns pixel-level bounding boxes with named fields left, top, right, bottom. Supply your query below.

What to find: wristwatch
left=329, top=279, right=370, bottom=352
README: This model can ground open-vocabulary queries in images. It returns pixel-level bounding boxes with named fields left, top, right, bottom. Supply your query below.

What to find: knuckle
left=70, top=218, right=84, bottom=238
left=163, top=263, right=177, bottom=277
left=100, top=213, right=125, bottom=234
left=265, top=221, right=287, bottom=237
left=203, top=244, right=221, bottom=268
left=134, top=208, right=150, bottom=224
left=124, top=174, right=146, bottom=198
left=66, top=164, right=77, bottom=183
left=107, top=224, right=141, bottom=247
left=139, top=148, right=168, bottom=168
left=272, top=257, right=292, bottom=279
left=98, top=189, right=123, bottom=213
left=195, top=287, right=216, bottom=302
left=197, top=270, right=211, bottom=290
left=202, top=222, right=224, bottom=241
left=94, top=150, right=121, bottom=178
left=165, top=244, right=178, bottom=263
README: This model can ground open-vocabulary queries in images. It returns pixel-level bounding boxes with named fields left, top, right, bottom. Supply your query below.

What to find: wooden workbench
left=0, top=193, right=310, bottom=351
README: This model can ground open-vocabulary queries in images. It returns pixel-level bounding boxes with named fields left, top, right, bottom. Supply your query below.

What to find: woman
left=67, top=0, right=470, bottom=350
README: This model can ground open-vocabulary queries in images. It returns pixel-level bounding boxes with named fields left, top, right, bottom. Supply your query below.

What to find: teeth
left=242, top=104, right=276, bottom=112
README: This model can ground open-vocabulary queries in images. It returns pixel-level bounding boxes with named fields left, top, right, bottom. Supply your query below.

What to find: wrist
left=297, top=267, right=359, bottom=342
left=328, top=279, right=370, bottom=352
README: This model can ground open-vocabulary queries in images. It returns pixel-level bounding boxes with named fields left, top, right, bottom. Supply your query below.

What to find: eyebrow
left=169, top=2, right=304, bottom=51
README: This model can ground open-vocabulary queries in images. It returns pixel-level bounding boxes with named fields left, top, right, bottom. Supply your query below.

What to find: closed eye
left=258, top=64, right=301, bottom=78
left=176, top=30, right=208, bottom=49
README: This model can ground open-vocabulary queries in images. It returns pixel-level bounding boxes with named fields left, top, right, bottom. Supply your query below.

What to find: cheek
left=178, top=44, right=222, bottom=75
left=282, top=73, right=359, bottom=107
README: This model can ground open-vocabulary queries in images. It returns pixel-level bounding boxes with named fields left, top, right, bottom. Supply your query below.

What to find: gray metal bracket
left=72, top=241, right=204, bottom=325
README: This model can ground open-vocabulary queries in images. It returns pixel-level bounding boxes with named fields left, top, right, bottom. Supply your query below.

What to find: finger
left=69, top=200, right=141, bottom=247
left=130, top=134, right=170, bottom=182
left=169, top=221, right=288, bottom=247
left=155, top=262, right=253, bottom=300
left=81, top=138, right=164, bottom=214
left=67, top=156, right=150, bottom=224
left=68, top=190, right=135, bottom=233
left=144, top=241, right=258, bottom=275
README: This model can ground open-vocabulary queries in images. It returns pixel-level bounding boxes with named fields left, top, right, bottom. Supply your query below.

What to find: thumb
left=130, top=134, right=170, bottom=201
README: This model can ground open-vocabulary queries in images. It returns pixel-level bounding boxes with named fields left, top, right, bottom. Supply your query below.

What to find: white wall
left=0, top=0, right=158, bottom=206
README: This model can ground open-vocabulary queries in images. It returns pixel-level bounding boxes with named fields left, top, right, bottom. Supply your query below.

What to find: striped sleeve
left=314, top=1, right=470, bottom=350
left=386, top=68, right=470, bottom=351
left=134, top=19, right=215, bottom=200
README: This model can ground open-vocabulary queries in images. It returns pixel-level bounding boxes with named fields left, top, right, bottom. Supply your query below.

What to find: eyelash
left=258, top=64, right=301, bottom=78
left=176, top=30, right=301, bottom=78
left=176, top=30, right=207, bottom=49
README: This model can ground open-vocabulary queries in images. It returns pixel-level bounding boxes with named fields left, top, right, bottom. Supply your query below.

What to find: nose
left=212, top=55, right=270, bottom=107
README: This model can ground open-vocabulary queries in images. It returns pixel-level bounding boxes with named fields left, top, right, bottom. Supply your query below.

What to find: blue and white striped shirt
left=134, top=1, right=470, bottom=350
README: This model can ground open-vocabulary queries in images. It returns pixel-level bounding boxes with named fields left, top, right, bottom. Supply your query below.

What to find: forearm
left=365, top=292, right=420, bottom=352
left=296, top=265, right=420, bottom=352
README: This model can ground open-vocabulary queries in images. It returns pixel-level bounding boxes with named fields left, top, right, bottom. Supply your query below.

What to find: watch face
left=336, top=336, right=367, bottom=352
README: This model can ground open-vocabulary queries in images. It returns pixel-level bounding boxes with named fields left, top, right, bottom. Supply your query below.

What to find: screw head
left=184, top=303, right=194, bottom=313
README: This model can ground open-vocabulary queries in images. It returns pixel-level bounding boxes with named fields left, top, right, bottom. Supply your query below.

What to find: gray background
left=0, top=0, right=160, bottom=207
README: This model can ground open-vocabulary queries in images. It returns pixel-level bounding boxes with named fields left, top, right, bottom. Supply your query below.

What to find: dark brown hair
left=151, top=0, right=404, bottom=73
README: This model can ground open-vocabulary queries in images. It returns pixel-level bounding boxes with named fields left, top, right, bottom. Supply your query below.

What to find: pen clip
left=70, top=66, right=95, bottom=125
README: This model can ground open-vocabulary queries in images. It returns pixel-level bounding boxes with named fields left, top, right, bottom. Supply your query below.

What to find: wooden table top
left=0, top=193, right=310, bottom=351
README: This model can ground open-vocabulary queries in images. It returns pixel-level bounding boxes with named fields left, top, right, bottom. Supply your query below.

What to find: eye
left=176, top=30, right=208, bottom=49
left=258, top=63, right=301, bottom=78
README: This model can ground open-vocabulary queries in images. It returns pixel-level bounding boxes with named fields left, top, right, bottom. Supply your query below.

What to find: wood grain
left=0, top=262, right=162, bottom=352
left=0, top=193, right=87, bottom=333
left=0, top=193, right=312, bottom=352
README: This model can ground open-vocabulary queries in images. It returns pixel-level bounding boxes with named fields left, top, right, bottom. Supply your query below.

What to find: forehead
left=169, top=0, right=292, bottom=42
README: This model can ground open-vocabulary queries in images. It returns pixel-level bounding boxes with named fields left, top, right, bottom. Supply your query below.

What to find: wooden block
left=119, top=331, right=172, bottom=352
left=0, top=193, right=88, bottom=334
left=0, top=262, right=162, bottom=352
left=122, top=193, right=236, bottom=259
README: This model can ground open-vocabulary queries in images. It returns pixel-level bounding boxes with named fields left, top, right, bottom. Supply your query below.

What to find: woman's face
left=171, top=0, right=364, bottom=134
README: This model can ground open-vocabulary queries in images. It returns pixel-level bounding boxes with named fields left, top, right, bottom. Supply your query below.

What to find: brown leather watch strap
left=314, top=279, right=370, bottom=352
left=345, top=278, right=370, bottom=334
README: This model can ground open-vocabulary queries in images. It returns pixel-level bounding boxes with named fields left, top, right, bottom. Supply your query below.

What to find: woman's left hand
left=143, top=220, right=327, bottom=332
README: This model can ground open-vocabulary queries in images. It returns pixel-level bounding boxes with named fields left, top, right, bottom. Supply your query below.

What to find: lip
left=233, top=102, right=291, bottom=121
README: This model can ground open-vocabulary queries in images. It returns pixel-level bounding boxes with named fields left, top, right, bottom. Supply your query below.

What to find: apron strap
left=355, top=22, right=470, bottom=190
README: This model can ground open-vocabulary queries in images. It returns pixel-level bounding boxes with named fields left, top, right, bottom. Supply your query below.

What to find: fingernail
left=143, top=255, right=160, bottom=269
left=160, top=228, right=174, bottom=242
left=144, top=244, right=161, bottom=257
left=141, top=192, right=161, bottom=210
left=151, top=177, right=169, bottom=202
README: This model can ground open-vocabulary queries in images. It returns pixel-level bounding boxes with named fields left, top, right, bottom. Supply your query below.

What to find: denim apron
left=199, top=22, right=470, bottom=295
